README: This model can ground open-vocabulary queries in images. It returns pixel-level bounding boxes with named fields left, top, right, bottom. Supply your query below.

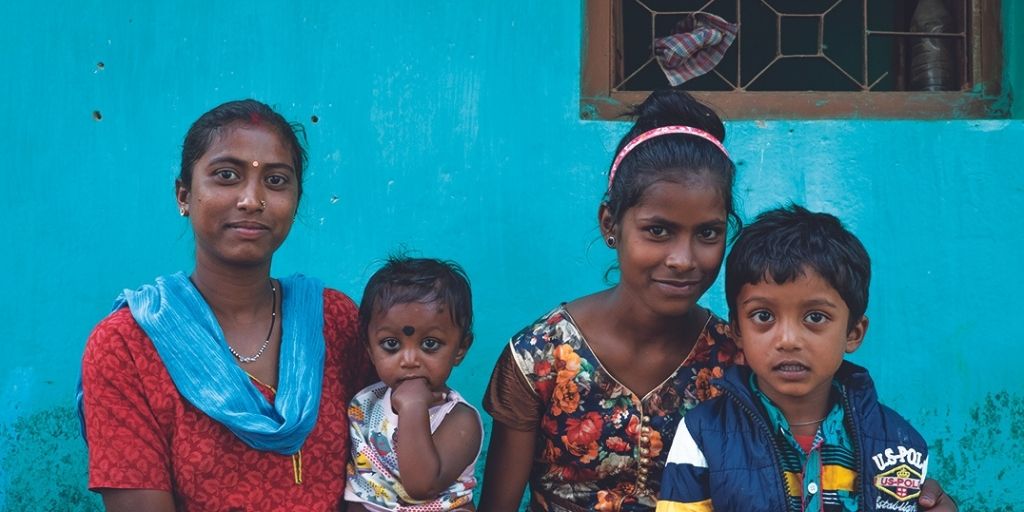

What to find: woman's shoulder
left=507, top=304, right=577, bottom=351
left=706, top=312, right=734, bottom=342
left=92, top=305, right=138, bottom=328
left=501, top=305, right=589, bottom=389
left=688, top=310, right=744, bottom=367
left=322, top=288, right=358, bottom=334
left=85, top=307, right=148, bottom=352
left=81, top=307, right=167, bottom=389
left=323, top=287, right=357, bottom=312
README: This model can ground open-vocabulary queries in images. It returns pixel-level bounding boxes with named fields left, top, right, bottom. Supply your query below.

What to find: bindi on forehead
left=402, top=325, right=415, bottom=336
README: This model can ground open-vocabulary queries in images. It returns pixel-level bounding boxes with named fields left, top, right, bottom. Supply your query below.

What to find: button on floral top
left=484, top=306, right=743, bottom=511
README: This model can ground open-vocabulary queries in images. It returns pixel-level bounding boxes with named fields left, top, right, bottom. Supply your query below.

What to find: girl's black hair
left=605, top=90, right=740, bottom=233
left=725, top=204, right=871, bottom=332
left=358, top=256, right=474, bottom=349
left=179, top=99, right=308, bottom=203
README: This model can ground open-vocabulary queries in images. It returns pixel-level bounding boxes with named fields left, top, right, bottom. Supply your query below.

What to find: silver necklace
left=789, top=417, right=826, bottom=427
left=227, top=281, right=277, bottom=364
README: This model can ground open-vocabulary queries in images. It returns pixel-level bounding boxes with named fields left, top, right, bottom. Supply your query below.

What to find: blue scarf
left=78, top=271, right=326, bottom=455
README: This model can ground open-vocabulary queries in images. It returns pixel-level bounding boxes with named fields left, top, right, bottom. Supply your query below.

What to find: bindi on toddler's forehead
left=402, top=325, right=415, bottom=336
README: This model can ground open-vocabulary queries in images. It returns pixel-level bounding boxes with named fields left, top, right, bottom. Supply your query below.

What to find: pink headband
left=607, top=125, right=730, bottom=190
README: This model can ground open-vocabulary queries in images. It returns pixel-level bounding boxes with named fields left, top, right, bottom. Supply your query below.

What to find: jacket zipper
left=725, top=389, right=791, bottom=511
left=840, top=389, right=865, bottom=510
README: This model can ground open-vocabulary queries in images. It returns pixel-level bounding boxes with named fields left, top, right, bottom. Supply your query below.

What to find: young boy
left=656, top=205, right=929, bottom=512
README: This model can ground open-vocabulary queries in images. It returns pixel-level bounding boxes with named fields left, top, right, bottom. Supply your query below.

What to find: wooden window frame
left=581, top=0, right=1005, bottom=120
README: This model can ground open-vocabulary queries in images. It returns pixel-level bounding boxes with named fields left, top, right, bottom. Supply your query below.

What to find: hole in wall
left=310, top=115, right=319, bottom=124
left=96, top=61, right=105, bottom=70
left=92, top=110, right=103, bottom=121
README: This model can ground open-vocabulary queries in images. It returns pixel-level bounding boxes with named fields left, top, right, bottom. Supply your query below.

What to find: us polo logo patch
left=874, top=464, right=923, bottom=501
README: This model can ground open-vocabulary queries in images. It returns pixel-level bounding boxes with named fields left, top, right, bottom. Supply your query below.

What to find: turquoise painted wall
left=3, top=1, right=1021, bottom=509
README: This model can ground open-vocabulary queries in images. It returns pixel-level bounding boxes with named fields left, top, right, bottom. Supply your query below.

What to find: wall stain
left=0, top=406, right=101, bottom=511
left=926, top=391, right=1023, bottom=511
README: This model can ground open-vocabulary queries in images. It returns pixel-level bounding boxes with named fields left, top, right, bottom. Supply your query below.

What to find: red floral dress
left=81, top=289, right=375, bottom=512
left=484, top=306, right=742, bottom=511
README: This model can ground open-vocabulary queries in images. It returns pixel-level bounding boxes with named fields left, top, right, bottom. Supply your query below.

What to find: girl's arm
left=101, top=489, right=175, bottom=512
left=477, top=422, right=536, bottom=511
left=392, top=378, right=482, bottom=500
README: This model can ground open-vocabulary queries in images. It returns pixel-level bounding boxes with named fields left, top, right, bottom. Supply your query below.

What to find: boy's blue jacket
left=657, top=361, right=929, bottom=512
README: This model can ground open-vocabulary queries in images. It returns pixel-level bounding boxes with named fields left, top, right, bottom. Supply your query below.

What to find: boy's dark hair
left=725, top=204, right=871, bottom=332
left=604, top=89, right=741, bottom=234
left=179, top=99, right=308, bottom=204
left=359, top=256, right=474, bottom=348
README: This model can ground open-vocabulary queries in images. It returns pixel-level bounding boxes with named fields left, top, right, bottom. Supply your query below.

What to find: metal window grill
left=614, top=0, right=971, bottom=93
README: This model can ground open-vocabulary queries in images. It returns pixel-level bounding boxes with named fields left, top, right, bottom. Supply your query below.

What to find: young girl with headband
left=477, top=90, right=957, bottom=511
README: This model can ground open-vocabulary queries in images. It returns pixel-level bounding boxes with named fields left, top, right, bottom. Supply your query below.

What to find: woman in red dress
left=80, top=100, right=374, bottom=511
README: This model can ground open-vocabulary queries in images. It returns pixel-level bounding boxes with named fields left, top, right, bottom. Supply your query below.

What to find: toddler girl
left=345, top=257, right=482, bottom=511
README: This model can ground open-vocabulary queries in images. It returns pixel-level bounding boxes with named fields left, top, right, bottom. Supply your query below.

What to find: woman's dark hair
left=604, top=90, right=739, bottom=232
left=725, top=204, right=871, bottom=332
left=178, top=99, right=308, bottom=203
left=359, top=256, right=474, bottom=349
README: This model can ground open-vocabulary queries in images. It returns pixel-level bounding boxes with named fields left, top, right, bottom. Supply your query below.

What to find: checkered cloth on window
left=654, top=12, right=738, bottom=86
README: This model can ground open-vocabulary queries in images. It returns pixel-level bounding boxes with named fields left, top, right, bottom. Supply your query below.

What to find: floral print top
left=484, top=306, right=742, bottom=512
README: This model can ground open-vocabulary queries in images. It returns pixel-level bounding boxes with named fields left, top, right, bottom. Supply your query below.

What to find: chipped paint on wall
left=0, top=407, right=99, bottom=511
left=925, top=392, right=1024, bottom=510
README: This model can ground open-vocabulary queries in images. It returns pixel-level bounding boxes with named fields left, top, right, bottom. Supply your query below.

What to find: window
left=581, top=0, right=1004, bottom=119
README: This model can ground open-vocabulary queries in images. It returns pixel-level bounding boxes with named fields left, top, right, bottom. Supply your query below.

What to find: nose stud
left=258, top=200, right=267, bottom=211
